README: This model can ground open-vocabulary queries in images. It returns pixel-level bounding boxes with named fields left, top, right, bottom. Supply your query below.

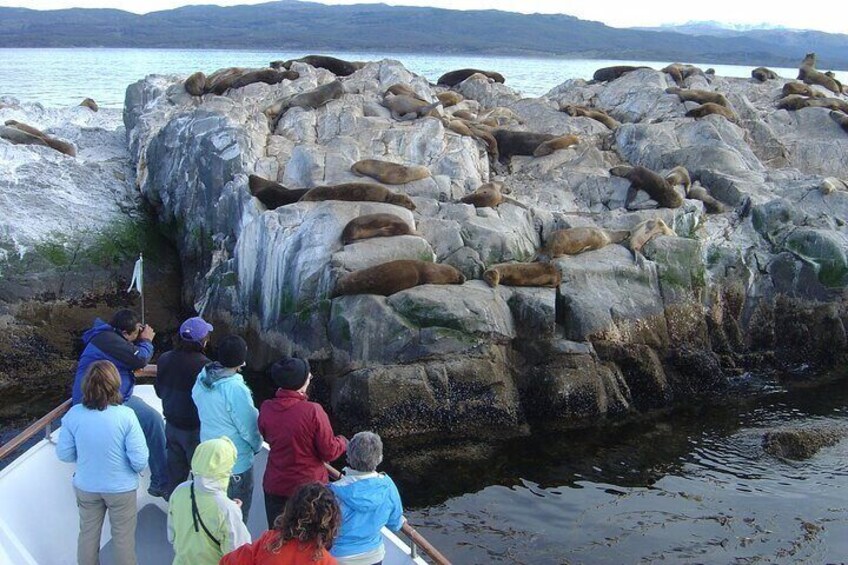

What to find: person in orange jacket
left=219, top=482, right=341, bottom=565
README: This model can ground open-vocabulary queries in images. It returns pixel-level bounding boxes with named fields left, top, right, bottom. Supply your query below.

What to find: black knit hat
left=217, top=335, right=247, bottom=368
left=270, top=357, right=311, bottom=390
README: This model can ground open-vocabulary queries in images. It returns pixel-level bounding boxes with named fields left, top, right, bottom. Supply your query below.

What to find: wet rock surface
left=762, top=425, right=847, bottom=460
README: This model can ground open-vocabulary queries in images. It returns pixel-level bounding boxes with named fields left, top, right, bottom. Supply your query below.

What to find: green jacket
left=167, top=437, right=251, bottom=565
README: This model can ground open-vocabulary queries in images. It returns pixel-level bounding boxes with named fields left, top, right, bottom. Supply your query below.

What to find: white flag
left=127, top=255, right=143, bottom=293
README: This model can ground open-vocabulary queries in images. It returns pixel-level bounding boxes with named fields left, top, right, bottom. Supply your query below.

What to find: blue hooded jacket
left=329, top=469, right=405, bottom=558
left=72, top=318, right=154, bottom=404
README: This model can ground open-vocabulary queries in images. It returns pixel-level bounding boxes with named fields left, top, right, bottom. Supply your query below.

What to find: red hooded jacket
left=259, top=389, right=348, bottom=497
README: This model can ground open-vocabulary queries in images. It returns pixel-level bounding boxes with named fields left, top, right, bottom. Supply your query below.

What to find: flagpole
left=139, top=253, right=145, bottom=326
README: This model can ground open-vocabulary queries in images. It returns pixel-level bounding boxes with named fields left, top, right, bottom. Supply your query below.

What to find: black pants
left=264, top=492, right=289, bottom=529
left=165, top=423, right=200, bottom=495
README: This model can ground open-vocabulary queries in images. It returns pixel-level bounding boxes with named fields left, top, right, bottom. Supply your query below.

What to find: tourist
left=57, top=360, right=148, bottom=565
left=154, top=315, right=213, bottom=495
left=220, top=482, right=341, bottom=565
left=71, top=309, right=168, bottom=499
left=192, top=334, right=262, bottom=522
left=259, top=356, right=348, bottom=528
left=329, top=432, right=405, bottom=565
left=167, top=436, right=251, bottom=564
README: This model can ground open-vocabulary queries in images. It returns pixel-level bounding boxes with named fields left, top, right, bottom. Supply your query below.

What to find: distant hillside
left=1, top=1, right=847, bottom=69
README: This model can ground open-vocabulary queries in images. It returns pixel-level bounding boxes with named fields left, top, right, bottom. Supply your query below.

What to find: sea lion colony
left=166, top=53, right=843, bottom=297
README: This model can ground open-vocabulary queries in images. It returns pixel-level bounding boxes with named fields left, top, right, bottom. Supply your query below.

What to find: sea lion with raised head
left=685, top=102, right=739, bottom=123
left=382, top=93, right=441, bottom=121
left=628, top=218, right=676, bottom=253
left=537, top=227, right=629, bottom=260
left=592, top=65, right=651, bottom=82
left=332, top=259, right=465, bottom=297
left=341, top=213, right=415, bottom=244
left=559, top=104, right=621, bottom=130
left=831, top=110, right=848, bottom=133
left=751, top=67, right=779, bottom=82
left=611, top=165, right=684, bottom=210
left=248, top=175, right=310, bottom=210
left=664, top=166, right=691, bottom=190
left=662, top=63, right=705, bottom=86
left=483, top=262, right=561, bottom=288
left=351, top=159, right=431, bottom=185
left=385, top=84, right=425, bottom=100
left=437, top=69, right=506, bottom=87
left=271, top=55, right=364, bottom=77
left=666, top=87, right=731, bottom=108
left=300, top=182, right=416, bottom=210
left=264, top=79, right=345, bottom=127
left=2, top=120, right=76, bottom=156
left=436, top=91, right=464, bottom=107
left=797, top=53, right=843, bottom=95
left=782, top=82, right=827, bottom=98
left=79, top=98, right=99, bottom=112
left=533, top=134, right=580, bottom=157
left=184, top=71, right=207, bottom=96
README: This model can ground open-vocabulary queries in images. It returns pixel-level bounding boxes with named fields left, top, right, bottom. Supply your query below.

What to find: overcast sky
left=2, top=0, right=846, bottom=34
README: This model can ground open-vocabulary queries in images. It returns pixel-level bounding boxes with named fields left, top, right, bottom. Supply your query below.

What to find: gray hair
left=347, top=431, right=383, bottom=472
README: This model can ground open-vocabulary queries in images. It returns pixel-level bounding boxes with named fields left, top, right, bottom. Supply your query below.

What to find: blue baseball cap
left=179, top=316, right=213, bottom=343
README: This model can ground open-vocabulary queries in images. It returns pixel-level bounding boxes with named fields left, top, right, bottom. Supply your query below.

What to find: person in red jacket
left=220, top=482, right=340, bottom=565
left=259, top=357, right=348, bottom=528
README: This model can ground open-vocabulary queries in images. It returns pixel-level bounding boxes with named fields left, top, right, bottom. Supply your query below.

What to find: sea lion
left=300, top=182, right=416, bottom=210
left=831, top=110, right=848, bottom=133
left=271, top=55, right=364, bottom=77
left=437, top=69, right=506, bottom=87
left=662, top=63, right=705, bottom=86
left=559, top=104, right=621, bottom=130
left=483, top=262, right=561, bottom=288
left=351, top=159, right=431, bottom=185
left=537, top=227, right=629, bottom=260
left=797, top=53, right=842, bottom=95
left=611, top=165, right=684, bottom=210
left=592, top=65, right=650, bottom=82
left=778, top=95, right=848, bottom=113
left=664, top=166, right=691, bottom=190
left=264, top=80, right=345, bottom=127
left=248, top=175, right=310, bottom=210
left=222, top=68, right=298, bottom=93
left=782, top=82, right=826, bottom=98
left=460, top=181, right=507, bottom=208
left=332, top=259, right=465, bottom=297
left=450, top=109, right=476, bottom=121
left=184, top=71, right=207, bottom=96
left=685, top=102, right=739, bottom=123
left=79, top=98, right=99, bottom=112
left=819, top=177, right=848, bottom=195
left=382, top=93, right=441, bottom=121
left=436, top=91, right=464, bottom=107
left=492, top=129, right=558, bottom=162
left=533, top=134, right=580, bottom=157
left=2, top=120, right=76, bottom=157
left=688, top=185, right=728, bottom=213
left=0, top=125, right=50, bottom=148
left=385, top=83, right=425, bottom=100
left=478, top=107, right=522, bottom=126
left=445, top=119, right=499, bottom=162
left=628, top=218, right=676, bottom=253
left=751, top=67, right=779, bottom=82
left=341, top=213, right=414, bottom=244
left=665, top=87, right=731, bottom=108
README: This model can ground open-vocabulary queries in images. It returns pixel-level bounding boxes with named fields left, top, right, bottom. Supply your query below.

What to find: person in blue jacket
left=58, top=360, right=149, bottom=565
left=192, top=334, right=262, bottom=523
left=329, top=431, right=405, bottom=565
left=71, top=309, right=169, bottom=498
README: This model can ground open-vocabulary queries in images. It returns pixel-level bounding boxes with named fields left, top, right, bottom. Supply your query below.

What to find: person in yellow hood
left=167, top=437, right=252, bottom=564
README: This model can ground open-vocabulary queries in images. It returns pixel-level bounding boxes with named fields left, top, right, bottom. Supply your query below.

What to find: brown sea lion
left=351, top=159, right=431, bottom=185
left=628, top=218, right=676, bottom=253
left=751, top=67, right=779, bottom=82
left=437, top=69, right=506, bottom=87
left=665, top=87, right=731, bottom=108
left=797, top=53, right=842, bottom=95
left=265, top=80, right=345, bottom=127
left=271, top=55, right=364, bottom=77
left=533, top=134, right=580, bottom=157
left=662, top=63, right=705, bottom=86
left=483, top=262, right=561, bottom=288
left=0, top=125, right=50, bottom=148
left=778, top=95, right=848, bottom=113
left=382, top=94, right=441, bottom=121
left=664, top=166, right=691, bottom=190
left=79, top=98, right=99, bottom=112
left=831, top=110, right=848, bottom=133
left=492, top=129, right=558, bottom=162
left=332, top=259, right=465, bottom=297
left=559, top=104, right=621, bottom=130
left=444, top=119, right=499, bottom=162
left=300, top=182, right=416, bottom=210
left=592, top=65, right=651, bottom=82
left=611, top=165, right=683, bottom=210
left=478, top=107, right=522, bottom=126
left=450, top=109, right=476, bottom=121
left=688, top=185, right=728, bottom=214
left=221, top=68, right=298, bottom=93
left=385, top=83, right=425, bottom=100
left=248, top=175, right=310, bottom=210
left=184, top=71, right=207, bottom=96
left=685, top=102, right=739, bottom=123
left=460, top=181, right=507, bottom=208
left=341, top=213, right=414, bottom=244
left=2, top=120, right=76, bottom=157
left=782, top=82, right=827, bottom=98
left=537, top=227, right=629, bottom=260
left=436, top=91, right=464, bottom=107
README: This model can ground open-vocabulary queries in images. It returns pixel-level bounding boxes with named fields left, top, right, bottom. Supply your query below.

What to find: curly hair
left=268, top=483, right=341, bottom=560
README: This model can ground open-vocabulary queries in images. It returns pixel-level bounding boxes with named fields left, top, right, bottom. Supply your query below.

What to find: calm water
left=1, top=48, right=844, bottom=107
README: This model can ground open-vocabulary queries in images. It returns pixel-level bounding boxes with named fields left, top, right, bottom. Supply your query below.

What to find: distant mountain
left=1, top=1, right=847, bottom=69
left=635, top=21, right=796, bottom=35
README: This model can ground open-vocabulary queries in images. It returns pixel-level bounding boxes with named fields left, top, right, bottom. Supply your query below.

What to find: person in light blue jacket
left=57, top=360, right=149, bottom=565
left=192, top=335, right=262, bottom=523
left=329, top=431, right=405, bottom=565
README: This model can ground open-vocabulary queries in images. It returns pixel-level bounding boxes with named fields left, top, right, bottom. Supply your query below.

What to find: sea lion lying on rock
left=782, top=82, right=827, bottom=98
left=797, top=53, right=843, bottom=95
left=685, top=102, right=739, bottom=124
left=611, top=165, right=683, bottom=210
left=1, top=120, right=76, bottom=156
left=663, top=63, right=705, bottom=86
left=478, top=107, right=522, bottom=127
left=830, top=110, right=848, bottom=133
left=492, top=129, right=564, bottom=162
left=664, top=166, right=726, bottom=213
left=777, top=95, right=848, bottom=114
left=437, top=69, right=505, bottom=87
left=819, top=177, right=848, bottom=195
left=628, top=218, right=676, bottom=253
left=664, top=166, right=691, bottom=190
left=79, top=98, right=99, bottom=112
left=459, top=181, right=526, bottom=208
left=436, top=91, right=464, bottom=107
left=264, top=79, right=344, bottom=127
left=445, top=119, right=499, bottom=162
left=592, top=65, right=651, bottom=82
left=248, top=175, right=310, bottom=210
left=184, top=71, right=207, bottom=96
left=559, top=104, right=621, bottom=130
left=351, top=159, right=431, bottom=185
left=341, top=213, right=415, bottom=244
left=382, top=93, right=441, bottom=121
left=751, top=67, right=779, bottom=82
left=536, top=227, right=629, bottom=260
left=385, top=83, right=424, bottom=100
left=665, top=87, right=731, bottom=108
left=332, top=259, right=465, bottom=297
left=194, top=67, right=298, bottom=96
left=271, top=55, right=364, bottom=77
left=533, top=134, right=580, bottom=157
left=300, top=182, right=416, bottom=210
left=483, top=262, right=561, bottom=288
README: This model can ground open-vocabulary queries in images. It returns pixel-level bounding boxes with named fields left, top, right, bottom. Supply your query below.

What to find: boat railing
left=0, top=364, right=451, bottom=564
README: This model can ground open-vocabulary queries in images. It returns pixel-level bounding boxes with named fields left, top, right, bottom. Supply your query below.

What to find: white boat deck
left=0, top=385, right=427, bottom=565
